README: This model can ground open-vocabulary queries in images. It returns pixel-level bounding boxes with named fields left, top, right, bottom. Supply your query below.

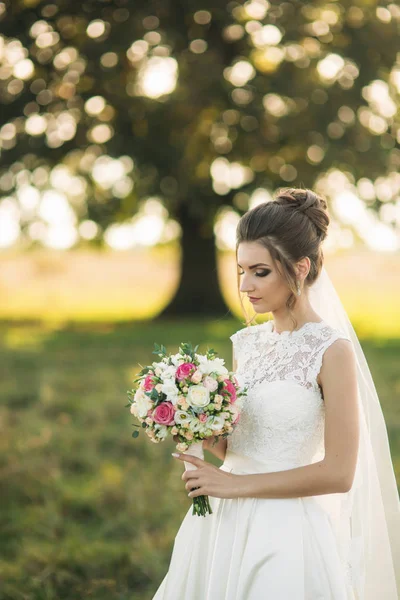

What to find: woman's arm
left=232, top=338, right=360, bottom=499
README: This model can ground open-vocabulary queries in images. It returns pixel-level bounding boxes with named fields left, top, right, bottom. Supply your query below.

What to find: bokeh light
left=136, top=56, right=178, bottom=99
left=0, top=1, right=399, bottom=260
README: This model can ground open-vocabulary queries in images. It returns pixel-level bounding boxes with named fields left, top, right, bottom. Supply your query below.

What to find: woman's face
left=237, top=241, right=291, bottom=314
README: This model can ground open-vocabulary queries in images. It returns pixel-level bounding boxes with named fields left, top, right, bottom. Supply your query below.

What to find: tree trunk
left=158, top=203, right=227, bottom=317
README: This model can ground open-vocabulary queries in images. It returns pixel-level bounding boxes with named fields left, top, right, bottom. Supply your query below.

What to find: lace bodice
left=227, top=320, right=351, bottom=470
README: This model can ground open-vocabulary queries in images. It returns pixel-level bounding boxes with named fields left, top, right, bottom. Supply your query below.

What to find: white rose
left=134, top=388, right=153, bottom=418
left=186, top=384, right=210, bottom=408
left=155, top=383, right=163, bottom=392
left=161, top=381, right=179, bottom=404
left=203, top=375, right=218, bottom=392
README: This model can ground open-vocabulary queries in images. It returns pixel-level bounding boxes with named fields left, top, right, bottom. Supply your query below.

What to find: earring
left=296, top=280, right=301, bottom=296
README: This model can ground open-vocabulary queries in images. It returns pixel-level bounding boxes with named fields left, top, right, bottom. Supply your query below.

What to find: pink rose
left=221, top=378, right=237, bottom=403
left=143, top=373, right=156, bottom=391
left=199, top=413, right=208, bottom=423
left=176, top=362, right=196, bottom=381
left=152, top=402, right=176, bottom=426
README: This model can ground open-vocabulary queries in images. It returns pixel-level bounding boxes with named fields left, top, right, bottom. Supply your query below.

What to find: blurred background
left=0, top=0, right=399, bottom=598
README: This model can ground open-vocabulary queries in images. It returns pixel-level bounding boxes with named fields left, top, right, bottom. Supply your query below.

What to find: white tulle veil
left=309, top=265, right=400, bottom=599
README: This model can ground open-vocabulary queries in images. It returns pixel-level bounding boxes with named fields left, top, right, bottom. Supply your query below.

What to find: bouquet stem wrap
left=182, top=441, right=213, bottom=517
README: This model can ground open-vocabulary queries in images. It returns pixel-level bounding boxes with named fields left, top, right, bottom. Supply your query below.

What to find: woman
left=153, top=188, right=400, bottom=599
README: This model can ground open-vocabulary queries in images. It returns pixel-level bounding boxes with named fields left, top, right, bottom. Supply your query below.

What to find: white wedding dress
left=153, top=320, right=359, bottom=600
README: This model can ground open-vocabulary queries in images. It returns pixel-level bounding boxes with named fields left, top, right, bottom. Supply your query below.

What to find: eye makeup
left=238, top=269, right=271, bottom=277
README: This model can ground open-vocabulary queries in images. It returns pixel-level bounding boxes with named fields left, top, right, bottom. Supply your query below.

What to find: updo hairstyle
left=236, top=187, right=330, bottom=328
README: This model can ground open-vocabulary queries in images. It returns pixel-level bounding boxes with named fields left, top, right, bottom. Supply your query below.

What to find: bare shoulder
left=317, top=335, right=359, bottom=491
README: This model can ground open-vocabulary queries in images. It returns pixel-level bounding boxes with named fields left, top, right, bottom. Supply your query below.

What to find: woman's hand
left=172, top=452, right=239, bottom=500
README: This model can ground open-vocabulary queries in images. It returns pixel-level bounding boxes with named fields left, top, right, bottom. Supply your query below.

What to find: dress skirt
left=152, top=450, right=356, bottom=600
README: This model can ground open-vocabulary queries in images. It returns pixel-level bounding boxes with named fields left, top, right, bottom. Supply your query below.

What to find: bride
left=153, top=187, right=400, bottom=599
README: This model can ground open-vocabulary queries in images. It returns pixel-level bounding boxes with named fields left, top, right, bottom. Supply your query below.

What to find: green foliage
left=1, top=1, right=399, bottom=230
left=178, top=342, right=199, bottom=361
left=1, top=4, right=399, bottom=317
left=152, top=343, right=168, bottom=359
left=148, top=388, right=160, bottom=401
left=0, top=319, right=399, bottom=599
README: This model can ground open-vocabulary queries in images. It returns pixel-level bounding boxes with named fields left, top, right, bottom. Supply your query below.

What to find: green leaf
left=149, top=388, right=160, bottom=400
left=132, top=431, right=139, bottom=438
left=152, top=342, right=167, bottom=358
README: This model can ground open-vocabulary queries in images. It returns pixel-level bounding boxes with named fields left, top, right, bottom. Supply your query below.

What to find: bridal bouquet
left=127, top=342, right=247, bottom=517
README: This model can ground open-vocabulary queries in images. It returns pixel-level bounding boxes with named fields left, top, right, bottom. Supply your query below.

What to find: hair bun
left=275, top=187, right=329, bottom=242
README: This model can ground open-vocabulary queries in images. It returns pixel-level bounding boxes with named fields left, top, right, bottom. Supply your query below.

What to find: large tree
left=1, top=0, right=399, bottom=314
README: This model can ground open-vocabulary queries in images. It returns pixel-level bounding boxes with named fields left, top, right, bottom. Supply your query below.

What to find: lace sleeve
left=308, top=330, right=352, bottom=389
left=229, top=326, right=248, bottom=363
left=230, top=331, right=240, bottom=363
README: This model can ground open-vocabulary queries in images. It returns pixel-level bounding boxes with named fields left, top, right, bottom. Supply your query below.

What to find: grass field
left=0, top=319, right=399, bottom=599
